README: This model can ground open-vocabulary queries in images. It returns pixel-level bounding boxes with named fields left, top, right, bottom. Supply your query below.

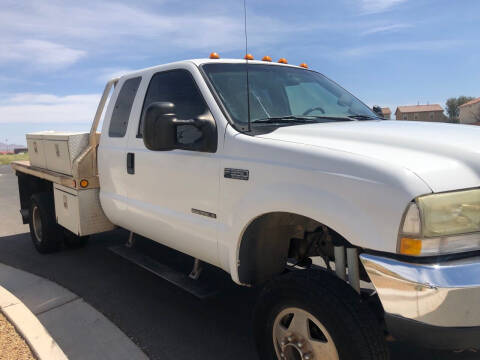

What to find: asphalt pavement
left=0, top=164, right=477, bottom=360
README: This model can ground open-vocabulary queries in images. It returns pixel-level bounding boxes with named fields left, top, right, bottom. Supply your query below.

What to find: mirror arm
left=172, top=118, right=206, bottom=129
left=173, top=119, right=195, bottom=126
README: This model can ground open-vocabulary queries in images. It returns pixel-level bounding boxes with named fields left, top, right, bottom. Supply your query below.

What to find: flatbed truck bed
left=11, top=160, right=100, bottom=190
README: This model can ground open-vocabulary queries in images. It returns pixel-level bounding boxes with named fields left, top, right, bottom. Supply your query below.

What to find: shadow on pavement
left=0, top=230, right=257, bottom=360
left=0, top=230, right=477, bottom=360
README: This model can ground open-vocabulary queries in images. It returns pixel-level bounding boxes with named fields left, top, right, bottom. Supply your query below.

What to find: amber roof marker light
left=262, top=56, right=272, bottom=62
left=209, top=52, right=220, bottom=59
left=299, top=63, right=308, bottom=68
left=278, top=58, right=288, bottom=64
left=244, top=54, right=254, bottom=60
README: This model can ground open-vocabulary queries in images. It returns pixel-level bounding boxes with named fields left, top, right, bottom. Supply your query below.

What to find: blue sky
left=0, top=0, right=479, bottom=145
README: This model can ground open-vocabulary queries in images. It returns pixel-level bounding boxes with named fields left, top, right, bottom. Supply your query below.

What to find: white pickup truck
left=12, top=57, right=480, bottom=360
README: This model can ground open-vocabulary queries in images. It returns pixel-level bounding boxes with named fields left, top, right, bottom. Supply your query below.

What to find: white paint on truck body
left=98, top=59, right=480, bottom=284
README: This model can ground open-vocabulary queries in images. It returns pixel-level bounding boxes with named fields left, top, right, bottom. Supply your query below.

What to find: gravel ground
left=0, top=312, right=35, bottom=360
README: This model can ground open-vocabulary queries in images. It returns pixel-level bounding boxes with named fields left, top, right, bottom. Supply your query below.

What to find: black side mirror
left=143, top=102, right=177, bottom=151
left=372, top=105, right=383, bottom=117
left=142, top=102, right=217, bottom=152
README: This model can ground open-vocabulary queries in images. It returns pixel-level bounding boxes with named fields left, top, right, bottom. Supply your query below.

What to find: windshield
left=202, top=63, right=379, bottom=129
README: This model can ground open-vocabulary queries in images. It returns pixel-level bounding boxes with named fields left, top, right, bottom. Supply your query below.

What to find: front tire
left=253, top=269, right=389, bottom=360
left=29, top=193, right=62, bottom=253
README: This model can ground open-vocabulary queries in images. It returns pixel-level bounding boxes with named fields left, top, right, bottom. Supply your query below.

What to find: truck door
left=124, top=68, right=221, bottom=266
left=98, top=76, right=142, bottom=228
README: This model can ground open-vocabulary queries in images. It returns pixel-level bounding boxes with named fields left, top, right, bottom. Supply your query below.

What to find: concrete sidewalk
left=0, top=263, right=149, bottom=360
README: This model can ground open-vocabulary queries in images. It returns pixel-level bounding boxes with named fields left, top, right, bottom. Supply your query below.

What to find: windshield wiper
left=347, top=114, right=380, bottom=120
left=251, top=115, right=356, bottom=124
left=251, top=116, right=320, bottom=124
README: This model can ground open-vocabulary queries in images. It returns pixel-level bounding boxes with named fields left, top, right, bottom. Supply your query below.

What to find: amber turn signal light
left=209, top=52, right=220, bottom=59
left=80, top=179, right=89, bottom=188
left=399, top=237, right=422, bottom=256
left=262, top=56, right=272, bottom=62
left=278, top=58, right=288, bottom=64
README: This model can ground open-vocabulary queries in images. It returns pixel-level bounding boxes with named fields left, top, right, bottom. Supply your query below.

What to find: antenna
left=243, top=0, right=251, bottom=132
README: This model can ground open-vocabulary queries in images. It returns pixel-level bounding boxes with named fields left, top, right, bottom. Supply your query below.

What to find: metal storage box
left=53, top=184, right=115, bottom=236
left=26, top=132, right=48, bottom=168
left=26, top=131, right=89, bottom=175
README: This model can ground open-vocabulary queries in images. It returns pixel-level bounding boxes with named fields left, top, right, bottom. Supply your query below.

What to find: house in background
left=459, top=97, right=480, bottom=125
left=381, top=107, right=391, bottom=119
left=395, top=104, right=447, bottom=122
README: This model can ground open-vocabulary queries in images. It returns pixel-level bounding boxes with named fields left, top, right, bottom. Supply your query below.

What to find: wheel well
left=16, top=172, right=53, bottom=224
left=237, top=212, right=351, bottom=286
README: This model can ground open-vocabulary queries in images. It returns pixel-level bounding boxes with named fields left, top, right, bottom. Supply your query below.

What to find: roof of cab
left=115, top=58, right=305, bottom=80
left=189, top=58, right=302, bottom=68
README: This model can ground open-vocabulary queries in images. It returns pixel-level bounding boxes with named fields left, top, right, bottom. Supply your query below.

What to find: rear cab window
left=109, top=77, right=142, bottom=138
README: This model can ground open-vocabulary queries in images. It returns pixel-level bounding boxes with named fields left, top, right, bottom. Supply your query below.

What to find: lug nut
left=297, top=340, right=304, bottom=348
left=304, top=352, right=313, bottom=360
left=287, top=335, right=295, bottom=342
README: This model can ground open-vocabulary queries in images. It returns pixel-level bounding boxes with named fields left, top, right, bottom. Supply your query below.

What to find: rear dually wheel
left=29, top=193, right=62, bottom=253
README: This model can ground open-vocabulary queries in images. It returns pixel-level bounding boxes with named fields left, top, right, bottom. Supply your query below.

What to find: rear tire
left=29, top=193, right=62, bottom=254
left=253, top=269, right=389, bottom=360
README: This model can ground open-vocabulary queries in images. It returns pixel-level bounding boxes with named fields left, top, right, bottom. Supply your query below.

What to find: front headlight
left=398, top=189, right=480, bottom=256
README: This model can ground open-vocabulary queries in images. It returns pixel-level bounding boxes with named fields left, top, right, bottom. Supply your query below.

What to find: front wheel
left=254, top=270, right=389, bottom=360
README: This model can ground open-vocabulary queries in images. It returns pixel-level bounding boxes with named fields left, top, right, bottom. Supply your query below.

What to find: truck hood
left=258, top=120, right=480, bottom=193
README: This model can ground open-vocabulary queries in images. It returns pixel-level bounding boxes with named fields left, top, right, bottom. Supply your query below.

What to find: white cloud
left=0, top=40, right=86, bottom=69
left=360, top=0, right=407, bottom=14
left=0, top=93, right=100, bottom=124
left=361, top=23, right=413, bottom=36
left=341, top=40, right=460, bottom=57
left=0, top=1, right=298, bottom=56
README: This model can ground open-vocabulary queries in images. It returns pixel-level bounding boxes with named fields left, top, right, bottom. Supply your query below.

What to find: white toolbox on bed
left=26, top=132, right=48, bottom=169
left=26, top=131, right=89, bottom=175
left=53, top=183, right=115, bottom=236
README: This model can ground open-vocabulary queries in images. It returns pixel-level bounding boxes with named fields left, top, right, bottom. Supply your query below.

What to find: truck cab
left=99, top=61, right=222, bottom=267
left=13, top=57, right=480, bottom=360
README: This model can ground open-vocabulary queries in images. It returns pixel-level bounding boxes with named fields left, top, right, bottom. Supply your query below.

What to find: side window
left=109, top=77, right=141, bottom=137
left=138, top=69, right=210, bottom=137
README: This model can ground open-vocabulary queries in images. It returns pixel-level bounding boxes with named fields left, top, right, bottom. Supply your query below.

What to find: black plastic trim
left=127, top=152, right=135, bottom=174
left=385, top=314, right=480, bottom=350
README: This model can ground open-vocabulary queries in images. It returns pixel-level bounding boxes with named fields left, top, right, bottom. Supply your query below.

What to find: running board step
left=109, top=245, right=218, bottom=299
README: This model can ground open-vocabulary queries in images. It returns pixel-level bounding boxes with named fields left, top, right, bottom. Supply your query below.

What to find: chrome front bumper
left=360, top=253, right=480, bottom=328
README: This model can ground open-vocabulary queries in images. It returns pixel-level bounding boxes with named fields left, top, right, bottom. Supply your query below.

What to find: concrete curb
left=0, top=263, right=149, bottom=360
left=0, top=285, right=68, bottom=360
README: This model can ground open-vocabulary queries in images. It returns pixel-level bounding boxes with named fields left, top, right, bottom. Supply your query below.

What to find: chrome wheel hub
left=279, top=334, right=311, bottom=360
left=273, top=308, right=339, bottom=360
left=32, top=205, right=43, bottom=242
